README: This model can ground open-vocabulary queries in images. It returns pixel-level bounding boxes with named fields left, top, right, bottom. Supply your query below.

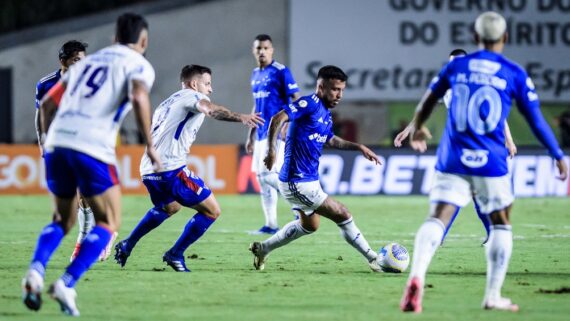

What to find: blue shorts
left=142, top=166, right=211, bottom=208
left=45, top=147, right=119, bottom=198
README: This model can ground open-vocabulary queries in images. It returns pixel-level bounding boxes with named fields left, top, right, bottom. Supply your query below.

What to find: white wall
left=0, top=0, right=289, bottom=144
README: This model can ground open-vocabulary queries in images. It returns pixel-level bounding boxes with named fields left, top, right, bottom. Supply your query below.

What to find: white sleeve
left=126, top=57, right=155, bottom=92
left=187, top=92, right=210, bottom=113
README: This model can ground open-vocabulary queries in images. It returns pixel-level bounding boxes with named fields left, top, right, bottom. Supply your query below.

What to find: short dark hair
left=317, top=65, right=348, bottom=82
left=180, top=64, right=212, bottom=82
left=115, top=13, right=148, bottom=45
left=58, top=40, right=88, bottom=60
left=449, top=48, right=467, bottom=57
left=254, top=34, right=272, bottom=43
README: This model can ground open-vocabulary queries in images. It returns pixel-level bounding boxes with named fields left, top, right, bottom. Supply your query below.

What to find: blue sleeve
left=429, top=62, right=451, bottom=99
left=283, top=97, right=315, bottom=122
left=281, top=67, right=299, bottom=98
left=514, top=72, right=564, bottom=160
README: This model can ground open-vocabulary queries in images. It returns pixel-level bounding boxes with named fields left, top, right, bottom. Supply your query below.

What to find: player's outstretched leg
left=114, top=207, right=170, bottom=267
left=482, top=224, right=518, bottom=312
left=336, top=217, right=381, bottom=272
left=250, top=218, right=314, bottom=270
left=163, top=212, right=216, bottom=272
left=401, top=217, right=446, bottom=313
left=22, top=221, right=66, bottom=311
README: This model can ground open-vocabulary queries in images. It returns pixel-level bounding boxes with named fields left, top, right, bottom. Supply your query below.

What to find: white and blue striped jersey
left=139, top=89, right=210, bottom=176
left=44, top=44, right=155, bottom=165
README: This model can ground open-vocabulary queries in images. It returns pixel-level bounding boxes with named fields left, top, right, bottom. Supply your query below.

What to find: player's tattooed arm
left=327, top=136, right=381, bottom=165
left=197, top=100, right=263, bottom=128
left=264, top=110, right=289, bottom=170
left=131, top=79, right=162, bottom=171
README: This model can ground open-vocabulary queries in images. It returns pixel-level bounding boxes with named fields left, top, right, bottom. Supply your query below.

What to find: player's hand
left=146, top=146, right=163, bottom=172
left=394, top=125, right=411, bottom=147
left=506, top=139, right=517, bottom=159
left=240, top=112, right=264, bottom=128
left=555, top=158, right=568, bottom=181
left=359, top=144, right=381, bottom=165
left=409, top=126, right=432, bottom=153
left=245, top=139, right=254, bottom=154
left=263, top=150, right=276, bottom=170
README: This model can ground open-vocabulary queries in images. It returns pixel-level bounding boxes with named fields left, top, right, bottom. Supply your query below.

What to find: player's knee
left=163, top=203, right=182, bottom=216
left=203, top=205, right=221, bottom=220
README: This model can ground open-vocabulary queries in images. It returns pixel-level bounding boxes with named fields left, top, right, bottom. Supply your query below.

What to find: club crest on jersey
left=460, top=149, right=489, bottom=168
left=298, top=100, right=308, bottom=108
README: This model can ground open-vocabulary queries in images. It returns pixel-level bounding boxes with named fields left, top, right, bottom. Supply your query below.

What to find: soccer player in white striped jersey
left=114, top=65, right=264, bottom=272
left=22, top=13, right=160, bottom=316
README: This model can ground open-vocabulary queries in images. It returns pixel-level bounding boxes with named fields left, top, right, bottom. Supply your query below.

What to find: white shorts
left=429, top=171, right=514, bottom=215
left=251, top=138, right=285, bottom=174
left=278, top=180, right=328, bottom=215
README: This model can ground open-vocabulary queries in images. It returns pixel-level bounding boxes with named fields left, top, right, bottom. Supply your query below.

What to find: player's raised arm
left=327, top=135, right=381, bottom=165
left=263, top=109, right=289, bottom=170
left=196, top=100, right=264, bottom=128
left=131, top=79, right=162, bottom=171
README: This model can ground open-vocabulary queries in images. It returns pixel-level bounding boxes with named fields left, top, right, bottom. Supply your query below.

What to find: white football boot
left=482, top=296, right=519, bottom=312
left=249, top=242, right=268, bottom=271
left=48, top=279, right=80, bottom=317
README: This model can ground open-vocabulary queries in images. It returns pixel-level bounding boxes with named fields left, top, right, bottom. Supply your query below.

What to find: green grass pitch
left=1, top=195, right=569, bottom=321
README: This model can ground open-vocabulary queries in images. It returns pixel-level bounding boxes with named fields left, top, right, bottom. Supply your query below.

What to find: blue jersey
left=430, top=50, right=564, bottom=177
left=35, top=69, right=61, bottom=109
left=251, top=60, right=299, bottom=140
left=279, top=94, right=333, bottom=183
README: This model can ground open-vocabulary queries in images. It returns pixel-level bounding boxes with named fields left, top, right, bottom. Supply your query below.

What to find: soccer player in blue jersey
left=246, top=34, right=300, bottom=235
left=249, top=65, right=385, bottom=272
left=22, top=13, right=160, bottom=316
left=114, top=65, right=263, bottom=272
left=400, top=12, right=568, bottom=313
left=394, top=48, right=518, bottom=246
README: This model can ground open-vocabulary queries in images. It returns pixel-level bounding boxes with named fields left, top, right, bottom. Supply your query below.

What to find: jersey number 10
left=452, top=84, right=502, bottom=135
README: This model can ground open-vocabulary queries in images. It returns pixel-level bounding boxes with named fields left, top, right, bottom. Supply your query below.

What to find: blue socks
left=62, top=225, right=111, bottom=287
left=30, top=222, right=65, bottom=277
left=169, top=213, right=215, bottom=257
left=125, top=207, right=170, bottom=252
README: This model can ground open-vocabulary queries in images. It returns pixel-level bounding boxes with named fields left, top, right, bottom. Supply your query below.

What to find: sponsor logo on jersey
left=468, top=59, right=501, bottom=75
left=253, top=91, right=270, bottom=99
left=308, top=133, right=328, bottom=143
left=288, top=83, right=299, bottom=90
left=460, top=149, right=489, bottom=168
left=298, top=100, right=308, bottom=108
left=288, top=103, right=298, bottom=113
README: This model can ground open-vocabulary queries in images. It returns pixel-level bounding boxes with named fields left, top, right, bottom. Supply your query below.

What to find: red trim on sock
left=96, top=224, right=115, bottom=234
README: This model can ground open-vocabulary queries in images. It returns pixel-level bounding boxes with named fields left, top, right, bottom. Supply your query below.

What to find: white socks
left=409, top=218, right=445, bottom=281
left=75, top=207, right=95, bottom=244
left=262, top=220, right=312, bottom=253
left=337, top=218, right=377, bottom=262
left=484, top=225, right=513, bottom=301
left=258, top=173, right=280, bottom=229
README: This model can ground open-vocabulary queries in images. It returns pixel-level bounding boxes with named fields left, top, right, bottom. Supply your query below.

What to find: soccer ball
left=378, top=243, right=409, bottom=273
